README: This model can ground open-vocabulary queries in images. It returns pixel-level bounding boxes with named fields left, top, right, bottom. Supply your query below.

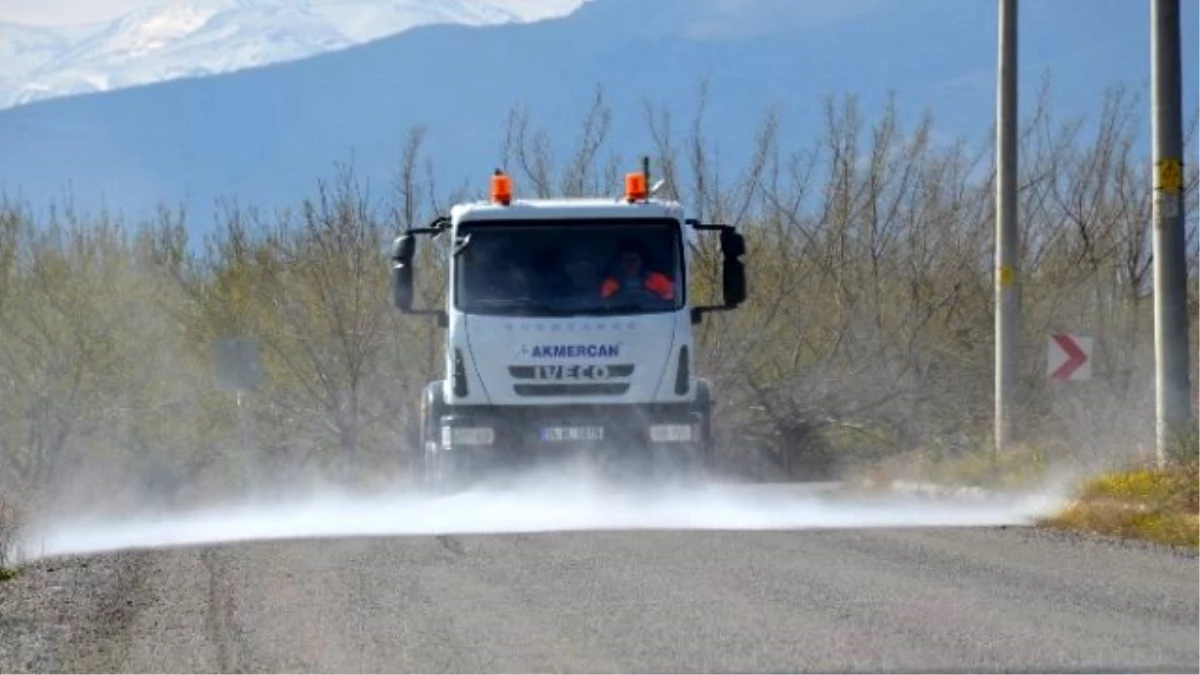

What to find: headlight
left=443, top=426, right=495, bottom=446
left=649, top=423, right=694, bottom=443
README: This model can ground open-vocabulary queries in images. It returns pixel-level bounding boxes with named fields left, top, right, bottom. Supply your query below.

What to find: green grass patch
left=1079, top=463, right=1199, bottom=509
left=1038, top=460, right=1199, bottom=549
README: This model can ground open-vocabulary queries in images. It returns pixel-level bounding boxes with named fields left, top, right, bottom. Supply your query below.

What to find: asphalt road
left=1, top=524, right=1196, bottom=673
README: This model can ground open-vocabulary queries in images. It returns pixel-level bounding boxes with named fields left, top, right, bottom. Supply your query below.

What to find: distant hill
left=0, top=0, right=1194, bottom=233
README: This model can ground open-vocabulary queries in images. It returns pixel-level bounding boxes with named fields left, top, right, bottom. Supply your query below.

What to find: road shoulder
left=0, top=551, right=151, bottom=674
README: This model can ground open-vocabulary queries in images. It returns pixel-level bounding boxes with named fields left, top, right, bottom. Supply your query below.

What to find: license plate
left=540, top=426, right=605, bottom=442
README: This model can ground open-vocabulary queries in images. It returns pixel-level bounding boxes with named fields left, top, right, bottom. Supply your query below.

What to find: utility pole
left=1150, top=0, right=1192, bottom=465
left=994, top=0, right=1019, bottom=460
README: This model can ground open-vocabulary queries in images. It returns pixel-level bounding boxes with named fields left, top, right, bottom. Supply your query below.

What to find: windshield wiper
left=467, top=298, right=561, bottom=315
left=571, top=304, right=648, bottom=316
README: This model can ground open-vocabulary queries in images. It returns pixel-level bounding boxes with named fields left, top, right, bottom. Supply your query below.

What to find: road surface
left=1, top=526, right=1197, bottom=673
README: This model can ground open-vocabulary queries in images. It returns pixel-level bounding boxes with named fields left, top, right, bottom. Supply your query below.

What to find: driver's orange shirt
left=600, top=272, right=675, bottom=300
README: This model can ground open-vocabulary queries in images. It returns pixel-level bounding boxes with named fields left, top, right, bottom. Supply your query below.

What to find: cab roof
left=451, top=196, right=686, bottom=224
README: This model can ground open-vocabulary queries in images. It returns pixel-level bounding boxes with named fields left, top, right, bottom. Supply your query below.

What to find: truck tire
left=418, top=381, right=448, bottom=490
left=647, top=383, right=712, bottom=484
left=692, top=379, right=715, bottom=472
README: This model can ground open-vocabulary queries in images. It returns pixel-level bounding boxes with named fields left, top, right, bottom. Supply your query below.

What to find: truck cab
left=389, top=167, right=746, bottom=488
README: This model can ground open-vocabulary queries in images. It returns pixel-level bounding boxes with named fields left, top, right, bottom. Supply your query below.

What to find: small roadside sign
left=212, top=336, right=265, bottom=391
left=1156, top=158, right=1183, bottom=192
left=1047, top=333, right=1092, bottom=382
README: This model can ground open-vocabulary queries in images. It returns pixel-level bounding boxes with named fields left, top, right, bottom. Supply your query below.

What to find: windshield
left=453, top=218, right=684, bottom=317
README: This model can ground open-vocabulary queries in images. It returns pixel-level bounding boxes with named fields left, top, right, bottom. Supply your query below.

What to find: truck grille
left=513, top=383, right=631, bottom=397
left=509, top=363, right=634, bottom=397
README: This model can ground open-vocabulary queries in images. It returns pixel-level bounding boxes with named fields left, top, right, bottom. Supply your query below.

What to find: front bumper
left=436, top=403, right=704, bottom=457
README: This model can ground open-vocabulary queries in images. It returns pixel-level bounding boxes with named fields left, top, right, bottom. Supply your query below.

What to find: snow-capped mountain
left=1, top=22, right=72, bottom=77
left=0, top=0, right=588, bottom=109
left=0, top=20, right=109, bottom=103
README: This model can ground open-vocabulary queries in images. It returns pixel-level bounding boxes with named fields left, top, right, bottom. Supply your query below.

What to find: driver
left=599, top=239, right=675, bottom=301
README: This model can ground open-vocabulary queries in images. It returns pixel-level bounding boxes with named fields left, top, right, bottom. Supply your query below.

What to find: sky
left=0, top=0, right=591, bottom=26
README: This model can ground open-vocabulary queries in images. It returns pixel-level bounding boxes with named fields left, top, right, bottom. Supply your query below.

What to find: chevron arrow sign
left=1047, top=333, right=1092, bottom=381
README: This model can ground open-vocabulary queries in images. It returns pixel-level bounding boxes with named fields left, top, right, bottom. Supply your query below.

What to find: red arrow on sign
left=1049, top=333, right=1088, bottom=380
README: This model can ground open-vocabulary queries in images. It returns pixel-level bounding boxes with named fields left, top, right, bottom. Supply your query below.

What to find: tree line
left=0, top=80, right=1196, bottom=517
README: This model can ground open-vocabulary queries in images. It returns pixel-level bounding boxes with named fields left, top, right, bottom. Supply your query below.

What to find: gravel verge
left=0, top=551, right=151, bottom=673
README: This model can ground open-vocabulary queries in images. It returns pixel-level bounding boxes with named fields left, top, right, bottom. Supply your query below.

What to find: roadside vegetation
left=849, top=440, right=1059, bottom=491
left=1038, top=430, right=1199, bottom=548
left=0, top=492, right=21, bottom=580
left=0, top=77, right=1196, bottom=530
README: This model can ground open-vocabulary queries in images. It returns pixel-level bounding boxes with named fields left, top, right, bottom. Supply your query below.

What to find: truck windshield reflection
left=454, top=220, right=683, bottom=317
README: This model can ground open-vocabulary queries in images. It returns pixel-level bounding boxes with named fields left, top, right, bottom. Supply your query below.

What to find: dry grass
left=1038, top=460, right=1199, bottom=549
left=848, top=441, right=1055, bottom=492
left=0, top=491, right=23, bottom=579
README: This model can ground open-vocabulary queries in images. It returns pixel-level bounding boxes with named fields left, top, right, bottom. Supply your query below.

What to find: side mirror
left=722, top=258, right=745, bottom=307
left=720, top=229, right=746, bottom=259
left=390, top=233, right=415, bottom=312
left=720, top=229, right=745, bottom=307
left=686, top=221, right=747, bottom=323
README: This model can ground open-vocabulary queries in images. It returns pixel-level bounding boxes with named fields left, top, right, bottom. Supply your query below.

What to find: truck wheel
left=411, top=408, right=426, bottom=482
left=692, top=379, right=716, bottom=472
left=418, top=382, right=450, bottom=491
left=644, top=443, right=705, bottom=486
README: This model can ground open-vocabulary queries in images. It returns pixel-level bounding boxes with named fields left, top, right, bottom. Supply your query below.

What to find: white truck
left=389, top=163, right=746, bottom=488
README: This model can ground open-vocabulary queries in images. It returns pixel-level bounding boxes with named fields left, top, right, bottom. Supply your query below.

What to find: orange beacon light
left=625, top=171, right=647, bottom=202
left=491, top=170, right=512, bottom=205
